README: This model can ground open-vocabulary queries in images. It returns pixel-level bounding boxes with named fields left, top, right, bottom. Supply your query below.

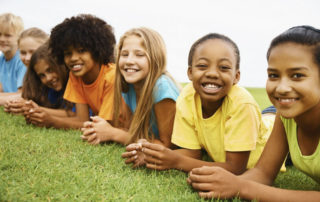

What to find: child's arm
left=25, top=103, right=89, bottom=129
left=152, top=99, right=176, bottom=148
left=0, top=92, right=21, bottom=105
left=186, top=113, right=318, bottom=201
left=142, top=142, right=249, bottom=173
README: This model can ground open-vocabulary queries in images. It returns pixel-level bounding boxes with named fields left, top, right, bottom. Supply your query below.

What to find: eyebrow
left=267, top=67, right=309, bottom=71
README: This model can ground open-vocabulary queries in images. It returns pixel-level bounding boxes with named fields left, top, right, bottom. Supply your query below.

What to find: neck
left=82, top=63, right=101, bottom=84
left=201, top=98, right=223, bottom=119
left=294, top=101, right=320, bottom=136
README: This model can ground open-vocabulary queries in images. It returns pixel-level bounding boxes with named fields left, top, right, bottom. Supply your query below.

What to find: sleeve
left=154, top=76, right=179, bottom=103
left=224, top=103, right=260, bottom=151
left=63, top=73, right=87, bottom=104
left=97, top=78, right=115, bottom=121
left=171, top=96, right=201, bottom=150
left=16, top=63, right=26, bottom=89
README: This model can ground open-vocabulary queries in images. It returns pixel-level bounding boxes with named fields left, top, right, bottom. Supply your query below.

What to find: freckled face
left=266, top=42, right=320, bottom=118
left=188, top=39, right=240, bottom=109
left=118, top=35, right=150, bottom=89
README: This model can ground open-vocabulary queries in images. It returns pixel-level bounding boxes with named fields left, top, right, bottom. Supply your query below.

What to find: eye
left=195, top=63, right=208, bottom=69
left=220, top=65, right=231, bottom=71
left=64, top=51, right=71, bottom=57
left=292, top=73, right=304, bottom=79
left=46, top=67, right=53, bottom=73
left=120, top=51, right=128, bottom=57
left=77, top=48, right=86, bottom=53
left=268, top=73, right=278, bottom=79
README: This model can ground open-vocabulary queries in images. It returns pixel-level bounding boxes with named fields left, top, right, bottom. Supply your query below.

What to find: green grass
left=0, top=88, right=319, bottom=201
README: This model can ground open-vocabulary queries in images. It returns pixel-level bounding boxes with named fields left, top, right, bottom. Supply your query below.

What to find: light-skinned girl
left=81, top=27, right=180, bottom=167
left=49, top=14, right=116, bottom=128
left=141, top=33, right=278, bottom=174
left=18, top=27, right=49, bottom=68
left=187, top=25, right=320, bottom=201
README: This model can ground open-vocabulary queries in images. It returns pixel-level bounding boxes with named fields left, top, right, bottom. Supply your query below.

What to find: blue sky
left=1, top=0, right=319, bottom=87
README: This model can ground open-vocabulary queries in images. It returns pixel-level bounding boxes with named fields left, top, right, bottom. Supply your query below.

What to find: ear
left=187, top=67, right=193, bottom=81
left=233, top=70, right=240, bottom=85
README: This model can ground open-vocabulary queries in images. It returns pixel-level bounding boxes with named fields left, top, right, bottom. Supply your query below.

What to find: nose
left=205, top=66, right=219, bottom=78
left=70, top=51, right=79, bottom=62
left=125, top=53, right=134, bottom=65
left=26, top=53, right=32, bottom=61
left=276, top=78, right=292, bottom=94
left=45, top=73, right=53, bottom=83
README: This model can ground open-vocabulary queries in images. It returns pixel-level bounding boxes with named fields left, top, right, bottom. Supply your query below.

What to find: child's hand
left=81, top=116, right=113, bottom=145
left=25, top=107, right=53, bottom=128
left=4, top=98, right=26, bottom=114
left=187, top=166, right=242, bottom=199
left=141, top=142, right=178, bottom=170
left=121, top=139, right=148, bottom=168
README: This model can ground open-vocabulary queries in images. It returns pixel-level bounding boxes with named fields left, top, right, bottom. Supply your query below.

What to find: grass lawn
left=0, top=87, right=319, bottom=201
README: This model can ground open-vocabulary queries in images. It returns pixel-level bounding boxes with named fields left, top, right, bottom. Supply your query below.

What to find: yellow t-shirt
left=171, top=83, right=273, bottom=168
left=63, top=63, right=115, bottom=120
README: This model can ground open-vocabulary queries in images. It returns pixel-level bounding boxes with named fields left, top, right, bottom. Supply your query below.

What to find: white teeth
left=278, top=98, right=296, bottom=102
left=126, top=69, right=137, bottom=73
left=204, top=83, right=220, bottom=89
left=72, top=64, right=82, bottom=68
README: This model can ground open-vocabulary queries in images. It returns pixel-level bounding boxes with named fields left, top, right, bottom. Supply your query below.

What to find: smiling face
left=266, top=42, right=320, bottom=118
left=34, top=59, right=62, bottom=91
left=63, top=46, right=100, bottom=84
left=19, top=37, right=44, bottom=67
left=188, top=39, right=240, bottom=110
left=0, top=26, right=18, bottom=56
left=118, top=35, right=150, bottom=89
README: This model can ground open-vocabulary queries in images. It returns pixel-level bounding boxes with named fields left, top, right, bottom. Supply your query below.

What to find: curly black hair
left=49, top=14, right=116, bottom=65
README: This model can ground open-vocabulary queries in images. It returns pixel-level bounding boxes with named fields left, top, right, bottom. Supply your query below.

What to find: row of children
left=0, top=12, right=319, bottom=201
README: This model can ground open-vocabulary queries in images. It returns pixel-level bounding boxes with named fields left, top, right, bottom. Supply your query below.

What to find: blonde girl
left=81, top=27, right=180, bottom=166
left=18, top=27, right=48, bottom=68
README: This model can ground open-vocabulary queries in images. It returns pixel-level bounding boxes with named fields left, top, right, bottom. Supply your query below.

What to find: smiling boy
left=0, top=13, right=26, bottom=105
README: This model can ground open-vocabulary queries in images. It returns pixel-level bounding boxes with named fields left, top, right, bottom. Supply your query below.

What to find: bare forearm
left=174, top=153, right=243, bottom=173
left=108, top=127, right=131, bottom=145
left=49, top=115, right=85, bottom=129
left=239, top=178, right=320, bottom=202
left=41, top=107, right=73, bottom=117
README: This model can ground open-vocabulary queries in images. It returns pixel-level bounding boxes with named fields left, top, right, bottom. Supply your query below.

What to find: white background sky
left=1, top=0, right=319, bottom=87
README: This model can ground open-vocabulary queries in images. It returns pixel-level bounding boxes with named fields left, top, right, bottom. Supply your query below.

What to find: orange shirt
left=63, top=63, right=115, bottom=120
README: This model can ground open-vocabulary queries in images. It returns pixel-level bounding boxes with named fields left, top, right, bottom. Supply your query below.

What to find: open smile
left=201, top=83, right=222, bottom=94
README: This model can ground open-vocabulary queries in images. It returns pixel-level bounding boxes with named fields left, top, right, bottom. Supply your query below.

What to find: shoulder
left=102, top=63, right=116, bottom=83
left=153, top=74, right=180, bottom=103
left=175, top=83, right=196, bottom=111
left=226, top=85, right=259, bottom=106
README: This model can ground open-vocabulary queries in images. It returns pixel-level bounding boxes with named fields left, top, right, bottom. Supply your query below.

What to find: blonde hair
left=113, top=27, right=173, bottom=144
left=0, top=13, right=24, bottom=35
left=18, top=27, right=49, bottom=45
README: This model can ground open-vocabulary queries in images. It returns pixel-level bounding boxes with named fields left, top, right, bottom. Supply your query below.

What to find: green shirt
left=281, top=117, right=320, bottom=183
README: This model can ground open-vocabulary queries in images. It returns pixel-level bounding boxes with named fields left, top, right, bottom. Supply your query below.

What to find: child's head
left=116, top=27, right=167, bottom=90
left=266, top=25, right=320, bottom=118
left=49, top=14, right=115, bottom=67
left=0, top=13, right=24, bottom=56
left=18, top=27, right=49, bottom=67
left=22, top=43, right=69, bottom=108
left=113, top=27, right=167, bottom=142
left=187, top=33, right=240, bottom=108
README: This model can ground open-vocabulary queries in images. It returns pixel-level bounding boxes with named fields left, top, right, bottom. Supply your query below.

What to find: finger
left=82, top=128, right=95, bottom=136
left=191, top=182, right=215, bottom=192
left=188, top=173, right=215, bottom=183
left=191, top=166, right=219, bottom=175
left=198, top=191, right=216, bottom=199
left=81, top=135, right=88, bottom=141
left=141, top=147, right=163, bottom=159
left=89, top=138, right=100, bottom=145
left=126, top=144, right=141, bottom=152
left=145, top=163, right=165, bottom=170
left=90, top=116, right=105, bottom=123
left=141, top=142, right=163, bottom=151
left=144, top=155, right=163, bottom=165
left=87, top=133, right=97, bottom=142
left=124, top=155, right=137, bottom=164
left=28, top=116, right=43, bottom=124
left=83, top=121, right=93, bottom=128
left=121, top=150, right=137, bottom=158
